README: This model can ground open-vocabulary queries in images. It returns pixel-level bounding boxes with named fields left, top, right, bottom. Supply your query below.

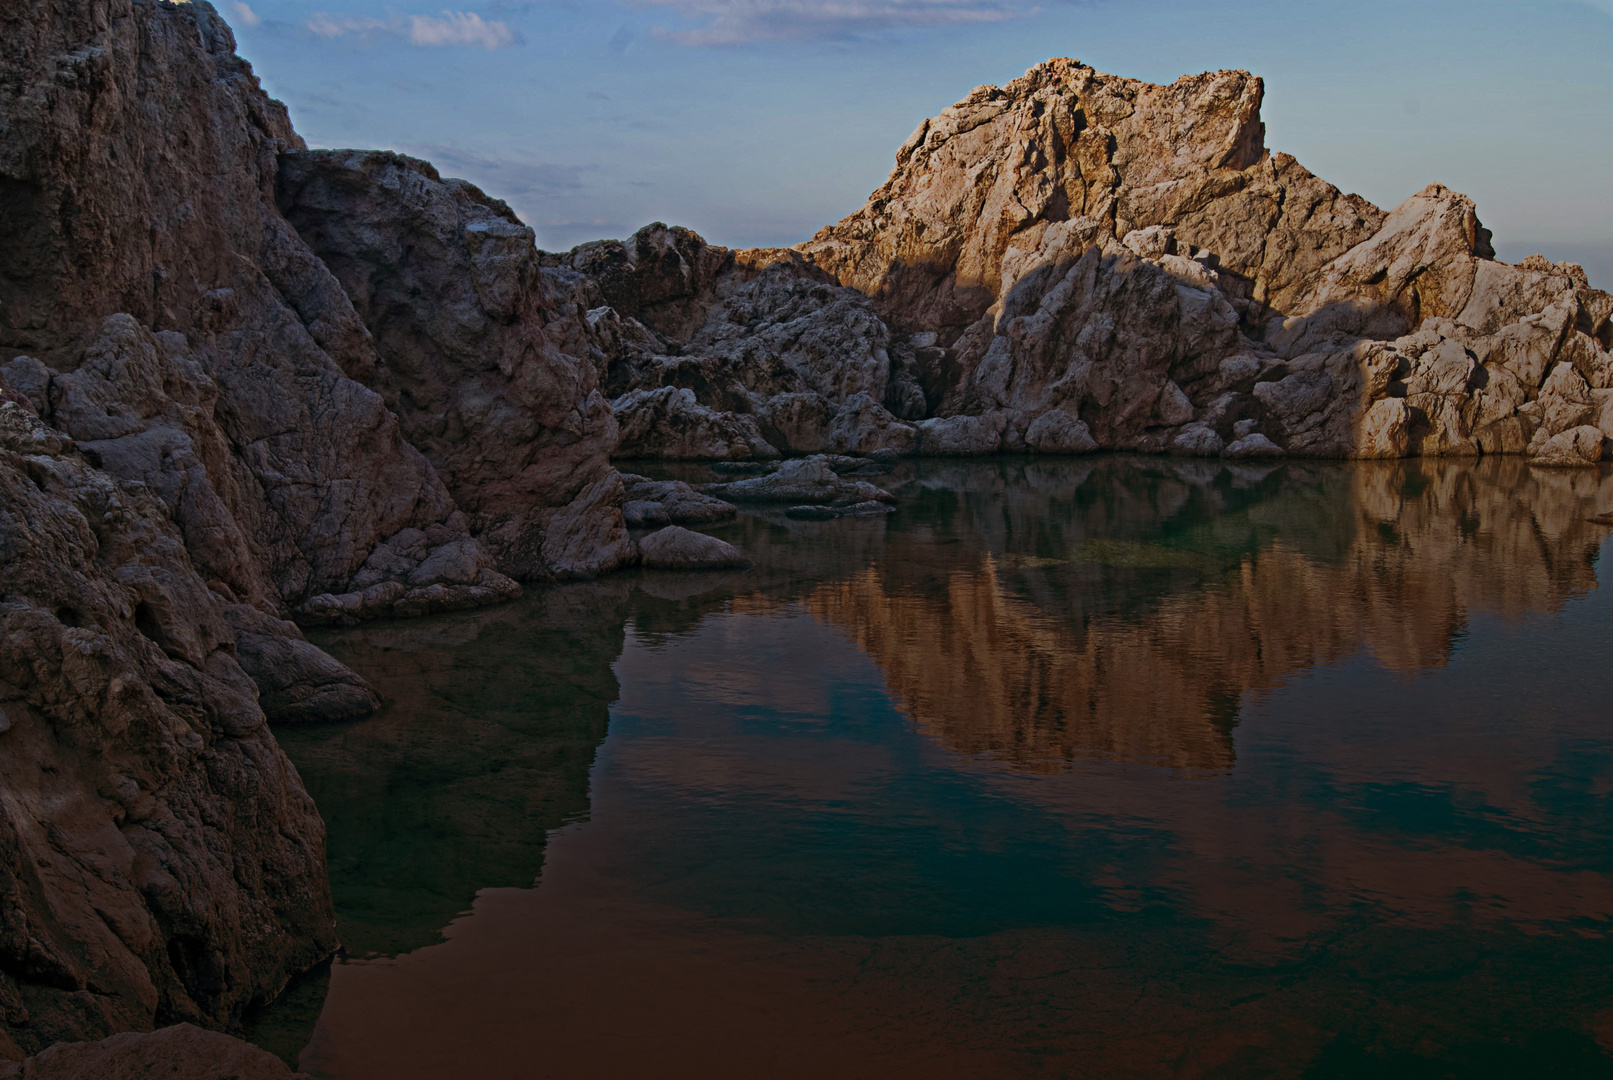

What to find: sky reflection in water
left=261, top=457, right=1613, bottom=1079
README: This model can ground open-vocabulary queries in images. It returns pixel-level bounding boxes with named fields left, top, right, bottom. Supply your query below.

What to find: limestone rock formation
left=789, top=59, right=1613, bottom=461
left=0, top=1024, right=307, bottom=1080
left=554, top=226, right=922, bottom=461
left=553, top=63, right=1612, bottom=465
left=0, top=401, right=334, bottom=1057
left=0, top=1, right=507, bottom=627
left=275, top=151, right=633, bottom=582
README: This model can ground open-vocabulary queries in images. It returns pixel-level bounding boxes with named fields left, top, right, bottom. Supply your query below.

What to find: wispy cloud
left=227, top=1, right=263, bottom=27
left=306, top=10, right=522, bottom=48
left=403, top=143, right=588, bottom=202
left=634, top=0, right=1019, bottom=45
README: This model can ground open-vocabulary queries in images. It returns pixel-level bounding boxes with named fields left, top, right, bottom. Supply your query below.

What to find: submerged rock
left=785, top=502, right=898, bottom=520
left=224, top=606, right=381, bottom=724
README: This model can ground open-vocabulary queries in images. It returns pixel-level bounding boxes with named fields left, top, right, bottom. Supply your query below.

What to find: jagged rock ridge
left=583, top=59, right=1613, bottom=466
left=3, top=0, right=1612, bottom=1065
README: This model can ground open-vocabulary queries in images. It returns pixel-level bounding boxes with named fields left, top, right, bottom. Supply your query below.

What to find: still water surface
left=255, top=457, right=1613, bottom=1078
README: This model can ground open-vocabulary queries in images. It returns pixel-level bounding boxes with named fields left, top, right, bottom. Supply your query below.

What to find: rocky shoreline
left=1, top=0, right=1610, bottom=1071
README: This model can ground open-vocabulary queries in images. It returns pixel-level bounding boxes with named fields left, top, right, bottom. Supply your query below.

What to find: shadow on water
left=249, top=454, right=1613, bottom=1076
left=243, top=584, right=633, bottom=1061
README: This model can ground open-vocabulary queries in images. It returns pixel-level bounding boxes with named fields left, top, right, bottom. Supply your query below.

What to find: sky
left=224, top=0, right=1613, bottom=287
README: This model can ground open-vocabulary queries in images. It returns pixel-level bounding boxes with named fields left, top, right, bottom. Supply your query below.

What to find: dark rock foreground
left=0, top=1024, right=305, bottom=1079
left=1, top=0, right=1610, bottom=1068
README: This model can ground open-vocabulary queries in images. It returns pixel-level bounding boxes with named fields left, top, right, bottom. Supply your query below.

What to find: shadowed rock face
left=0, top=1, right=495, bottom=617
left=0, top=1024, right=309, bottom=1080
left=0, top=0, right=545, bottom=640
left=0, top=402, right=336, bottom=1057
left=274, top=152, right=633, bottom=583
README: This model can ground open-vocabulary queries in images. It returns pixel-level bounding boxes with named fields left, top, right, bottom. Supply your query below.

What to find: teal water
left=252, top=457, right=1613, bottom=1079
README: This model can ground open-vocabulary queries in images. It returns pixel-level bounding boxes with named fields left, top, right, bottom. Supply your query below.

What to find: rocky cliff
left=274, top=151, right=632, bottom=582
left=0, top=0, right=534, bottom=636
left=0, top=397, right=335, bottom=1057
left=588, top=60, right=1613, bottom=466
left=0, top=0, right=631, bottom=1058
left=4, top=0, right=1612, bottom=1065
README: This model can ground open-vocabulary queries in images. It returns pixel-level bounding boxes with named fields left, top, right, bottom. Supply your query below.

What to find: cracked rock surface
left=0, top=397, right=334, bottom=1057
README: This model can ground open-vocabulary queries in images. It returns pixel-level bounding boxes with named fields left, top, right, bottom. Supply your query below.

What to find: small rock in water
left=637, top=526, right=751, bottom=570
left=619, top=475, right=736, bottom=527
left=1223, top=433, right=1284, bottom=459
left=703, top=455, right=897, bottom=507
left=622, top=499, right=671, bottom=528
left=785, top=501, right=897, bottom=521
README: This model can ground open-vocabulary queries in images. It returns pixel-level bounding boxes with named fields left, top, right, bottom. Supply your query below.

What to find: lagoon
left=256, top=457, right=1613, bottom=1079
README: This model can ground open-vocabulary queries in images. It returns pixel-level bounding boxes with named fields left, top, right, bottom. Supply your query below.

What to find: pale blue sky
left=226, top=0, right=1613, bottom=286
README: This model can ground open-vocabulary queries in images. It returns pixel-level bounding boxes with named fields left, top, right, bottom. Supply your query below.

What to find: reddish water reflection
left=276, top=457, right=1613, bottom=1079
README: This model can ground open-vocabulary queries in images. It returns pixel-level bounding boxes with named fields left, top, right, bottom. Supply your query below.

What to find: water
left=250, top=456, right=1613, bottom=1079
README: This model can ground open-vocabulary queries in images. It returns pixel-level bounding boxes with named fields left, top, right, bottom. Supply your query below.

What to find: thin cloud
left=635, top=0, right=1019, bottom=45
left=306, top=10, right=521, bottom=48
left=227, top=1, right=263, bottom=27
left=403, top=143, right=588, bottom=202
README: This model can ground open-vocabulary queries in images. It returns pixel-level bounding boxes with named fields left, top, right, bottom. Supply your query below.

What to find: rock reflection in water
left=275, top=584, right=632, bottom=958
left=810, top=458, right=1612, bottom=772
left=264, top=455, right=1613, bottom=1078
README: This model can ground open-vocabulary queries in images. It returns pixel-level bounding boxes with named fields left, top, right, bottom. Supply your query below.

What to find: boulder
left=1356, top=399, right=1414, bottom=459
left=702, top=456, right=897, bottom=506
left=223, top=606, right=380, bottom=724
left=1025, top=410, right=1099, bottom=455
left=1530, top=425, right=1606, bottom=468
left=1224, top=433, right=1285, bottom=458
left=637, top=527, right=751, bottom=570
left=1171, top=423, right=1226, bottom=457
left=619, top=476, right=737, bottom=527
left=613, top=387, right=779, bottom=460
left=0, top=1025, right=305, bottom=1080
left=916, top=414, right=1009, bottom=456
